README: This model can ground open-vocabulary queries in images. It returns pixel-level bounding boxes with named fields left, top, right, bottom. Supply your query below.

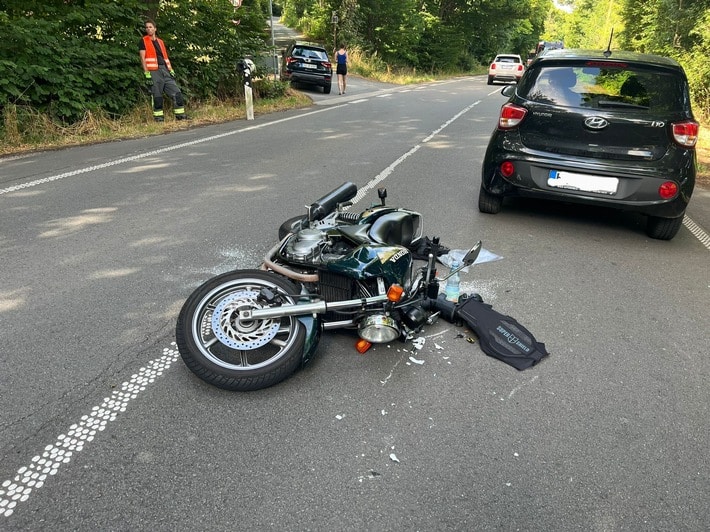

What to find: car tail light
left=658, top=181, right=678, bottom=199
left=285, top=57, right=298, bottom=65
left=516, top=65, right=523, bottom=72
left=500, top=161, right=515, bottom=178
left=671, top=120, right=699, bottom=147
left=499, top=103, right=527, bottom=129
left=322, top=61, right=331, bottom=69
left=490, top=64, right=497, bottom=70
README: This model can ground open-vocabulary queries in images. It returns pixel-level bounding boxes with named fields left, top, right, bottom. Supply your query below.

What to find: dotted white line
left=0, top=345, right=181, bottom=518
left=352, top=100, right=481, bottom=205
left=683, top=215, right=710, bottom=250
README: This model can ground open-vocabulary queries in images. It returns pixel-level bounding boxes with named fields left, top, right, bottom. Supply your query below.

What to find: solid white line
left=0, top=106, right=341, bottom=196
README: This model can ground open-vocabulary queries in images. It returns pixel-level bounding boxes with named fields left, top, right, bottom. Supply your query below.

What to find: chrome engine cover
left=284, top=229, right=326, bottom=262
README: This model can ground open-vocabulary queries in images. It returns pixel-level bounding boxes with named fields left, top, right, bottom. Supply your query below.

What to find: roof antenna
left=603, top=28, right=614, bottom=58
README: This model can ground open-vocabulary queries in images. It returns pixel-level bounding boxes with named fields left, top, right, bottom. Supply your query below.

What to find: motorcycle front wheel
left=176, top=269, right=306, bottom=391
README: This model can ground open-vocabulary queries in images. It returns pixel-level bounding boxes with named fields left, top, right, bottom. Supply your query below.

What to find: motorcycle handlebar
left=309, top=182, right=358, bottom=221
left=425, top=293, right=482, bottom=325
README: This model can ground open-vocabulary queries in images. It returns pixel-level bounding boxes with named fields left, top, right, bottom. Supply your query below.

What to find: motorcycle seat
left=368, top=212, right=415, bottom=247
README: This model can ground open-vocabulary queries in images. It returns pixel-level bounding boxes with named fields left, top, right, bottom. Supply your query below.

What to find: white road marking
left=0, top=345, right=181, bottom=518
left=0, top=107, right=339, bottom=196
left=352, top=100, right=481, bottom=204
left=683, top=216, right=710, bottom=250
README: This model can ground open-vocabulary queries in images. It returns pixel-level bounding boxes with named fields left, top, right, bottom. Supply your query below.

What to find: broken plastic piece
left=355, top=338, right=372, bottom=353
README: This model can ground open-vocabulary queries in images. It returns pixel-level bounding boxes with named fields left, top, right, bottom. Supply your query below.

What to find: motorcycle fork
left=297, top=315, right=321, bottom=366
left=239, top=294, right=390, bottom=321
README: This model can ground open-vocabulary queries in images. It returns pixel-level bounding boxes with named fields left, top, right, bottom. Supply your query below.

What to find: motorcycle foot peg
left=426, top=311, right=440, bottom=325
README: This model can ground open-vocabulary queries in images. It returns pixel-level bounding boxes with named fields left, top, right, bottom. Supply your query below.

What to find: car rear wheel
left=323, top=83, right=331, bottom=94
left=487, top=76, right=494, bottom=85
left=646, top=214, right=684, bottom=240
left=478, top=185, right=503, bottom=214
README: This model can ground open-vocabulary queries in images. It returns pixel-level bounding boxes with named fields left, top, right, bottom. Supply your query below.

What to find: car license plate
left=303, top=63, right=317, bottom=69
left=548, top=170, right=618, bottom=195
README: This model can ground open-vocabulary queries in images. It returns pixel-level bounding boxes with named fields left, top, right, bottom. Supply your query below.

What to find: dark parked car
left=280, top=41, right=332, bottom=94
left=479, top=49, right=699, bottom=240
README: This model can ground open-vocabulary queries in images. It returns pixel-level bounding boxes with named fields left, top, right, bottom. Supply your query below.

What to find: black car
left=280, top=41, right=332, bottom=94
left=479, top=49, right=699, bottom=240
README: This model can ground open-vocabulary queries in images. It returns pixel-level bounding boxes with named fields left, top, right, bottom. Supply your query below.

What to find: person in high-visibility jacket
left=139, top=20, right=188, bottom=122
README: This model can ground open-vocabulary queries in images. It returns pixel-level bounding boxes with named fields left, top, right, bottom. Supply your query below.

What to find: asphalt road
left=0, top=76, right=708, bottom=531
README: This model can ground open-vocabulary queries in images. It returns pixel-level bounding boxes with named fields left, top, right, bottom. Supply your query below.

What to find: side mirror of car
left=501, top=85, right=516, bottom=98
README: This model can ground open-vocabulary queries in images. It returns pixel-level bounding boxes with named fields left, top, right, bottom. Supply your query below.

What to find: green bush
left=253, top=78, right=289, bottom=99
left=0, top=0, right=270, bottom=124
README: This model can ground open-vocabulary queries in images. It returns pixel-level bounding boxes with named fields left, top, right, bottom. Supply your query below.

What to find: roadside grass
left=0, top=88, right=312, bottom=157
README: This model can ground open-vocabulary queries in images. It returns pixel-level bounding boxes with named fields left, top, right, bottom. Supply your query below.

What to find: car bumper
left=489, top=73, right=522, bottom=82
left=481, top=140, right=695, bottom=218
left=282, top=70, right=331, bottom=85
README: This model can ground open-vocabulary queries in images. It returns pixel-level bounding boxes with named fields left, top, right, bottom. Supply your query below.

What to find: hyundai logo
left=584, top=116, right=609, bottom=130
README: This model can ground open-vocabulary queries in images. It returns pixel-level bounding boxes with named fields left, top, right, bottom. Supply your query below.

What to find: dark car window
left=292, top=47, right=328, bottom=61
left=519, top=64, right=686, bottom=112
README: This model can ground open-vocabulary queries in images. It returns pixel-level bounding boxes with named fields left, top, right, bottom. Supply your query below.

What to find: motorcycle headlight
left=358, top=315, right=400, bottom=343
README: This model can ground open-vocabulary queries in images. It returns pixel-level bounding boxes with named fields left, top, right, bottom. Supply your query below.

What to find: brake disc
left=211, top=290, right=280, bottom=350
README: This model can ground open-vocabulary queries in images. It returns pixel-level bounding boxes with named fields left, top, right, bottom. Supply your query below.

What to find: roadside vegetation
left=0, top=82, right=311, bottom=155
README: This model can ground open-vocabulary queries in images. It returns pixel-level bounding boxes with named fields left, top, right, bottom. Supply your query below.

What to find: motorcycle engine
left=284, top=229, right=328, bottom=263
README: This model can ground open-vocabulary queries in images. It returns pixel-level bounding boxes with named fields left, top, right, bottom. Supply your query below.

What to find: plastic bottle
left=445, top=260, right=461, bottom=303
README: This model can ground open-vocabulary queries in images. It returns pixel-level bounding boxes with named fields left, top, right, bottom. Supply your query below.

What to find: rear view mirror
left=501, top=85, right=515, bottom=98
left=462, top=241, right=482, bottom=266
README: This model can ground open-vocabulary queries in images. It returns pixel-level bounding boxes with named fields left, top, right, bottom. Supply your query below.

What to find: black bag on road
left=456, top=297, right=549, bottom=370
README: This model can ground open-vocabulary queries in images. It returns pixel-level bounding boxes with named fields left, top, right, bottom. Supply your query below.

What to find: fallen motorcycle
left=176, top=182, right=547, bottom=391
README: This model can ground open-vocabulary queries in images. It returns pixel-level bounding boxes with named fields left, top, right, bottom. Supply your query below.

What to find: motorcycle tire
left=176, top=269, right=306, bottom=391
left=278, top=215, right=308, bottom=240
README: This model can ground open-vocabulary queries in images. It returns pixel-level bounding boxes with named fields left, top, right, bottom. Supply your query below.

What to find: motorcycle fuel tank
left=326, top=243, right=412, bottom=285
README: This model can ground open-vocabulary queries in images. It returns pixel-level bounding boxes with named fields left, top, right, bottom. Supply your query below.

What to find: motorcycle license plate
left=548, top=170, right=618, bottom=195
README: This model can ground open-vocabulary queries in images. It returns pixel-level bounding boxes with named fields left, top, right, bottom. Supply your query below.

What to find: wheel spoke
left=203, top=337, right=219, bottom=348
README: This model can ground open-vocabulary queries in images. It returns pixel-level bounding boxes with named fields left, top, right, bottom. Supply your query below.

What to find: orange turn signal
left=355, top=339, right=372, bottom=354
left=387, top=284, right=404, bottom=302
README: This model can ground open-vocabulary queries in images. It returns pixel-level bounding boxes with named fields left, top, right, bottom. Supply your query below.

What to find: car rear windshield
left=495, top=56, right=520, bottom=63
left=518, top=63, right=688, bottom=112
left=292, top=47, right=328, bottom=61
